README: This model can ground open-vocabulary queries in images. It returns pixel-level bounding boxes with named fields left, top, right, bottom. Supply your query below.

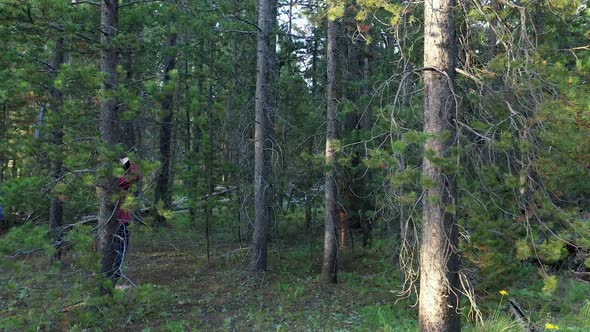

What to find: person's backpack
left=0, top=206, right=4, bottom=221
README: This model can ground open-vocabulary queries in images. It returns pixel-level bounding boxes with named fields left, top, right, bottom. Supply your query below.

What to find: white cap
left=120, top=157, right=130, bottom=166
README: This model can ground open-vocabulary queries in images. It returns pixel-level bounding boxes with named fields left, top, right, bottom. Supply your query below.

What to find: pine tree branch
left=118, top=0, right=162, bottom=9
left=5, top=248, right=44, bottom=259
left=70, top=1, right=100, bottom=6
left=49, top=23, right=98, bottom=44
left=228, top=15, right=261, bottom=32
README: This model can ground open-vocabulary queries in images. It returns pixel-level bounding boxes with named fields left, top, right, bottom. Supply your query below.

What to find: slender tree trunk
left=322, top=17, right=339, bottom=284
left=34, top=105, right=47, bottom=140
left=154, top=32, right=178, bottom=226
left=418, top=0, right=461, bottom=331
left=362, top=45, right=371, bottom=128
left=488, top=0, right=500, bottom=60
left=97, top=0, right=121, bottom=291
left=180, top=57, right=196, bottom=220
left=310, top=26, right=319, bottom=97
left=251, top=0, right=275, bottom=272
left=402, top=62, right=414, bottom=107
left=269, top=0, right=279, bottom=242
left=0, top=102, right=5, bottom=230
left=48, top=38, right=66, bottom=261
left=205, top=42, right=214, bottom=264
left=0, top=103, right=5, bottom=184
left=121, top=50, right=136, bottom=151
left=188, top=41, right=206, bottom=231
left=306, top=17, right=319, bottom=237
left=34, top=104, right=49, bottom=171
left=11, top=158, right=17, bottom=179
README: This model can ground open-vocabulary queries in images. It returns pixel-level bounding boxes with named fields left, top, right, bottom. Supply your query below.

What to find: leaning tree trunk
left=418, top=0, right=461, bottom=331
left=251, top=0, right=275, bottom=272
left=154, top=32, right=178, bottom=226
left=322, top=17, right=339, bottom=284
left=97, top=0, right=121, bottom=291
left=48, top=37, right=66, bottom=261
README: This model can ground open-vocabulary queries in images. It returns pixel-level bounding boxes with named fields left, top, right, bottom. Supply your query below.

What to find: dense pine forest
left=1, top=0, right=590, bottom=331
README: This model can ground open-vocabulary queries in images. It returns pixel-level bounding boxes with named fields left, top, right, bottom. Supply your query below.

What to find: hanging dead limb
left=42, top=169, right=96, bottom=194
left=458, top=270, right=483, bottom=325
left=455, top=67, right=484, bottom=88
left=5, top=237, right=74, bottom=260
left=49, top=24, right=98, bottom=44
left=454, top=119, right=493, bottom=142
left=66, top=186, right=237, bottom=228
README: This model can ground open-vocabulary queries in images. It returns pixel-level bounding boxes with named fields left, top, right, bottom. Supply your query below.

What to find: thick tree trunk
left=340, top=22, right=373, bottom=251
left=251, top=0, right=275, bottom=272
left=48, top=38, right=66, bottom=261
left=154, top=32, right=178, bottom=226
left=418, top=0, right=461, bottom=331
left=97, top=0, right=121, bottom=291
left=322, top=17, right=339, bottom=284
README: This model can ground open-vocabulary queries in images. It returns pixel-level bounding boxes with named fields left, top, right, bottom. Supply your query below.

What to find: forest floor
left=123, top=231, right=415, bottom=331
left=1, top=215, right=420, bottom=331
left=1, top=214, right=590, bottom=331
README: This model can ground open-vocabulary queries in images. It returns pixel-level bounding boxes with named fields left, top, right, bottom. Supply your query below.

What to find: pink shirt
left=117, top=163, right=141, bottom=224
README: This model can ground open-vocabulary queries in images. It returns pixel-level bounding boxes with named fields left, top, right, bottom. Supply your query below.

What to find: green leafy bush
left=515, top=240, right=532, bottom=260
left=542, top=275, right=558, bottom=294
left=537, top=240, right=568, bottom=264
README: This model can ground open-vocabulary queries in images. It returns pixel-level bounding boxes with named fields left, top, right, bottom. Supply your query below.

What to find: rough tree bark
left=154, top=32, right=178, bottom=226
left=322, top=17, right=339, bottom=284
left=251, top=0, right=275, bottom=272
left=48, top=37, right=66, bottom=261
left=97, top=0, right=121, bottom=291
left=418, top=0, right=461, bottom=331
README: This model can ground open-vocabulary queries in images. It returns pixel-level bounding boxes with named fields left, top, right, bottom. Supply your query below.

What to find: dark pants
left=111, top=223, right=130, bottom=282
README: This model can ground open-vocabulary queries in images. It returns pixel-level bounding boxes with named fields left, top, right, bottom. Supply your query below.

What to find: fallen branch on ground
left=508, top=298, right=538, bottom=332
left=573, top=271, right=590, bottom=284
left=61, top=301, right=86, bottom=313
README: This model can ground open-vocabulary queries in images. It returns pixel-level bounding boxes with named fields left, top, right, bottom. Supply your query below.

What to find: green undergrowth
left=1, top=213, right=589, bottom=331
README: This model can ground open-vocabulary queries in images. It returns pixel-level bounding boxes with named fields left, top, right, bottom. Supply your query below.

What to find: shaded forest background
left=1, top=0, right=590, bottom=330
